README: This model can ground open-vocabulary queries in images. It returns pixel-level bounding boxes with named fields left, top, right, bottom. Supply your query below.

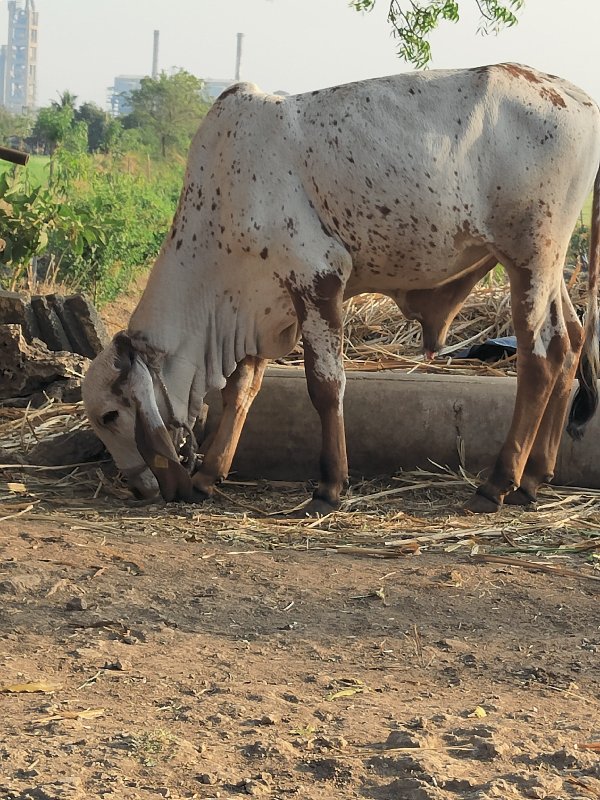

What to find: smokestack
left=152, top=30, right=160, bottom=79
left=235, top=32, right=244, bottom=82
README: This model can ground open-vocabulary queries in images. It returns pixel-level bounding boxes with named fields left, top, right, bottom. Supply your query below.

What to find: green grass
left=0, top=154, right=50, bottom=185
left=581, top=192, right=593, bottom=225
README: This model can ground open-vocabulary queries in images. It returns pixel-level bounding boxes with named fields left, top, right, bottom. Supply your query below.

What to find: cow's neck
left=128, top=258, right=246, bottom=415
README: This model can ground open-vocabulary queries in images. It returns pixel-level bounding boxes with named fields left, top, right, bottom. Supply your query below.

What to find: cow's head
left=82, top=332, right=194, bottom=502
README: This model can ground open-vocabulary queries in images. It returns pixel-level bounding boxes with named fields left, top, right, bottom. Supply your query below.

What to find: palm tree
left=51, top=90, right=78, bottom=112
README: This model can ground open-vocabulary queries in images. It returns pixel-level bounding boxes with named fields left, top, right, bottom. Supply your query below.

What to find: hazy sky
left=2, top=0, right=599, bottom=109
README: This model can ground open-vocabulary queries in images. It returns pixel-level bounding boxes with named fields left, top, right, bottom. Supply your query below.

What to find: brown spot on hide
left=539, top=86, right=567, bottom=108
left=499, top=64, right=543, bottom=84
left=217, top=84, right=242, bottom=101
left=260, top=247, right=269, bottom=259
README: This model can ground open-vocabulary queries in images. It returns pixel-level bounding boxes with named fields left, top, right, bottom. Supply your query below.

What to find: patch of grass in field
left=581, top=192, right=593, bottom=225
left=0, top=154, right=49, bottom=185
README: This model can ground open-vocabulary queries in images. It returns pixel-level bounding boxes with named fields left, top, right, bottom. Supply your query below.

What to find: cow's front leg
left=192, top=356, right=267, bottom=497
left=290, top=281, right=348, bottom=516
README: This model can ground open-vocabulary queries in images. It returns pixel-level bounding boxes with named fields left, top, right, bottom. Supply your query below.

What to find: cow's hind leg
left=288, top=274, right=348, bottom=517
left=504, top=283, right=583, bottom=505
left=466, top=265, right=569, bottom=513
left=192, top=356, right=267, bottom=497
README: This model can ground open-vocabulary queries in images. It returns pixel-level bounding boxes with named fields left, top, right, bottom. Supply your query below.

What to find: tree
left=0, top=107, right=32, bottom=147
left=32, top=104, right=74, bottom=154
left=351, top=0, right=524, bottom=67
left=122, top=70, right=210, bottom=158
left=52, top=90, right=78, bottom=112
left=75, top=102, right=122, bottom=153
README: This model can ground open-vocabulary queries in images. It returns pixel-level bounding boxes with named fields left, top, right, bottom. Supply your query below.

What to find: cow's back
left=197, top=66, right=599, bottom=295
left=284, top=65, right=600, bottom=288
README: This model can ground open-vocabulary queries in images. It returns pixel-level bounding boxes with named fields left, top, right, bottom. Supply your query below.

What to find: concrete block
left=205, top=368, right=600, bottom=489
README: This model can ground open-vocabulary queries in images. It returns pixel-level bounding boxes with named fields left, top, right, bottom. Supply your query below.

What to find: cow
left=82, top=63, right=600, bottom=515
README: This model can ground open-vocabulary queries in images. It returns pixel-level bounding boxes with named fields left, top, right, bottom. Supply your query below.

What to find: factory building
left=0, top=0, right=38, bottom=112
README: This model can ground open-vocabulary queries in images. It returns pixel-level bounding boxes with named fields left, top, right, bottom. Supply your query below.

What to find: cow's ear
left=134, top=408, right=193, bottom=502
left=130, top=357, right=194, bottom=503
left=113, top=331, right=135, bottom=373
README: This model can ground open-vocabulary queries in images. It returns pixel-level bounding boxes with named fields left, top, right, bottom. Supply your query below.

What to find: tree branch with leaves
left=350, top=0, right=524, bottom=68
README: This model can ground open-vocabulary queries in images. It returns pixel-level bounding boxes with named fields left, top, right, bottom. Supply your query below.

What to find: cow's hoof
left=189, top=487, right=212, bottom=503
left=464, top=492, right=502, bottom=514
left=504, top=487, right=537, bottom=507
left=126, top=494, right=161, bottom=507
left=281, top=497, right=339, bottom=518
left=191, top=473, right=215, bottom=500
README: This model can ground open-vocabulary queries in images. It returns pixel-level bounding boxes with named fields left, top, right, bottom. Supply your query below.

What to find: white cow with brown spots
left=82, top=63, right=600, bottom=515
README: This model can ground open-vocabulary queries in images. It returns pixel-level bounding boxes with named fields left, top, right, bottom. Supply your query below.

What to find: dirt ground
left=1, top=476, right=599, bottom=800
left=1, top=286, right=599, bottom=798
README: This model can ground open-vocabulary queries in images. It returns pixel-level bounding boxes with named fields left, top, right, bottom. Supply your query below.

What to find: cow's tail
left=567, top=164, right=600, bottom=440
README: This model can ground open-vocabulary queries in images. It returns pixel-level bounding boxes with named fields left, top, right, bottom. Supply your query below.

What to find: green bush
left=0, top=147, right=183, bottom=303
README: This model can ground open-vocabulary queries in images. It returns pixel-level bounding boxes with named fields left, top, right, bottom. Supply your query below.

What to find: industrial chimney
left=235, top=32, right=244, bottom=82
left=152, top=30, right=160, bottom=78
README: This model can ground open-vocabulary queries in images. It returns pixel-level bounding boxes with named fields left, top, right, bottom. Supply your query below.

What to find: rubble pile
left=0, top=290, right=108, bottom=405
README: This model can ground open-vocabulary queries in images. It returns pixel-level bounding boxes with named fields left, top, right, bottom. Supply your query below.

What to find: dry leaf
left=7, top=482, right=27, bottom=494
left=0, top=681, right=61, bottom=693
left=325, top=687, right=368, bottom=701
left=35, top=707, right=105, bottom=724
left=325, top=686, right=367, bottom=701
left=470, top=706, right=487, bottom=718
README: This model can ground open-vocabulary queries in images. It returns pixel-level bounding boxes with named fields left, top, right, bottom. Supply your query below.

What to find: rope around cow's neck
left=144, top=359, right=199, bottom=471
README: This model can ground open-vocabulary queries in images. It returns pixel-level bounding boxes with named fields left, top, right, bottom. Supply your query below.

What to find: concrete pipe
left=205, top=368, right=600, bottom=488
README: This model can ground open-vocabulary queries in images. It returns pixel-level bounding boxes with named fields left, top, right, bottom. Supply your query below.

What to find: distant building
left=202, top=78, right=235, bottom=102
left=110, top=75, right=144, bottom=116
left=0, top=0, right=38, bottom=113
left=201, top=80, right=289, bottom=103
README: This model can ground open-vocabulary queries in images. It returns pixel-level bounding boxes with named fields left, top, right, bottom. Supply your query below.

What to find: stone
left=0, top=573, right=42, bottom=594
left=385, top=729, right=422, bottom=749
left=0, top=289, right=39, bottom=340
left=65, top=596, right=88, bottom=611
left=31, top=295, right=72, bottom=352
left=47, top=293, right=94, bottom=357
left=25, top=429, right=105, bottom=467
left=0, top=446, right=24, bottom=464
left=198, top=773, right=217, bottom=785
left=0, top=324, right=89, bottom=400
left=64, top=293, right=109, bottom=356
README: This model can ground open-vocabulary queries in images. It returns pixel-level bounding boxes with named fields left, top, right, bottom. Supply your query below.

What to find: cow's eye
left=101, top=410, right=119, bottom=425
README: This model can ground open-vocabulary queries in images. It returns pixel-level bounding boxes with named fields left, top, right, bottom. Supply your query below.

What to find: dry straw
left=0, top=280, right=598, bottom=583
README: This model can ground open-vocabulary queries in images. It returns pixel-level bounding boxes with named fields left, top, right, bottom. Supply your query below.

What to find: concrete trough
left=206, top=368, right=600, bottom=488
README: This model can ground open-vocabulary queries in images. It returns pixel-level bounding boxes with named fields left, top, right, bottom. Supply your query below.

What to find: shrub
left=0, top=148, right=183, bottom=303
